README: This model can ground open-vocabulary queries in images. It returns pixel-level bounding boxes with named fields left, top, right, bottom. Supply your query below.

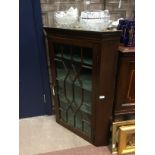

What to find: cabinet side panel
left=94, top=39, right=119, bottom=146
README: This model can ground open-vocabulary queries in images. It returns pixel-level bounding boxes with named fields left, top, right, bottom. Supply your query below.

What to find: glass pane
left=75, top=111, right=83, bottom=130
left=54, top=43, right=93, bottom=138
left=83, top=47, right=93, bottom=65
left=83, top=120, right=91, bottom=137
left=82, top=113, right=91, bottom=137
left=68, top=108, right=74, bottom=127
left=60, top=110, right=67, bottom=122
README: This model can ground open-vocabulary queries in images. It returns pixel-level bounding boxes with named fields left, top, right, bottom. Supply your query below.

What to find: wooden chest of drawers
left=113, top=46, right=135, bottom=121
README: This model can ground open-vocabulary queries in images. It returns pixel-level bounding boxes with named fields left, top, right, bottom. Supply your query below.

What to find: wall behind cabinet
left=40, top=0, right=135, bottom=27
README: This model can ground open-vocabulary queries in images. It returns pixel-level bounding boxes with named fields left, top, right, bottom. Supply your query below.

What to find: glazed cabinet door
left=48, top=38, right=98, bottom=141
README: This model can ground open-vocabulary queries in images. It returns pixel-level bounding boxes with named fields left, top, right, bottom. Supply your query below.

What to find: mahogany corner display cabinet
left=44, top=27, right=121, bottom=146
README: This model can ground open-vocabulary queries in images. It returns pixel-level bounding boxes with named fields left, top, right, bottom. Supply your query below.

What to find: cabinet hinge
left=43, top=94, right=46, bottom=104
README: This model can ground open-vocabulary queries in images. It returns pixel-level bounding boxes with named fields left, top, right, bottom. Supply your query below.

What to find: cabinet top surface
left=118, top=45, right=135, bottom=53
left=44, top=26, right=121, bottom=38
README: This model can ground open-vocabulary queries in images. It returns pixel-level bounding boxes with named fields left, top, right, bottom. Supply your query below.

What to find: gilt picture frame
left=112, top=120, right=135, bottom=154
left=118, top=125, right=135, bottom=154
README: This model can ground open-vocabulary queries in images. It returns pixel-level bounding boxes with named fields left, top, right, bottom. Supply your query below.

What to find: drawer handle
left=99, top=95, right=105, bottom=99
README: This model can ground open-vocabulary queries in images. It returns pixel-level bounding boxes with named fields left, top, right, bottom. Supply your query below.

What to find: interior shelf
left=55, top=53, right=92, bottom=66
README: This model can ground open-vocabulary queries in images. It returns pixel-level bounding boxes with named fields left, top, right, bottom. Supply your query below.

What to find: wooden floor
left=19, top=115, right=90, bottom=155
